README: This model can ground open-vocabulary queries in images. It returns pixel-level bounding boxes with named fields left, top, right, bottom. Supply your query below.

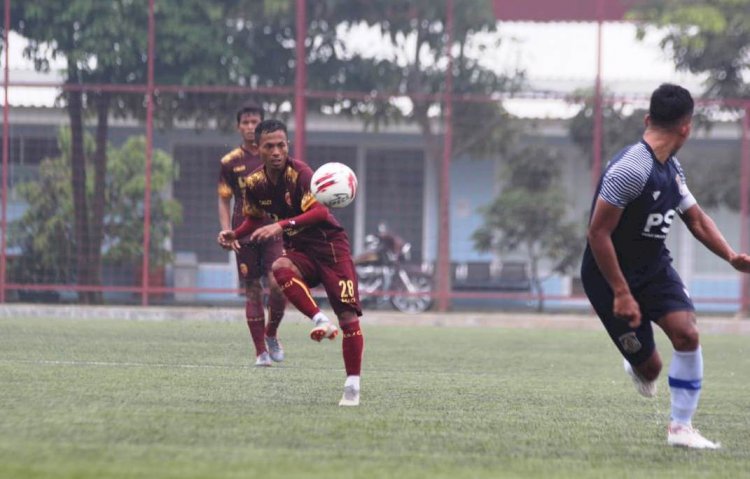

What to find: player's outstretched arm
left=218, top=215, right=265, bottom=251
left=251, top=203, right=329, bottom=243
left=250, top=223, right=283, bottom=243
left=277, top=202, right=329, bottom=230
left=681, top=205, right=750, bottom=271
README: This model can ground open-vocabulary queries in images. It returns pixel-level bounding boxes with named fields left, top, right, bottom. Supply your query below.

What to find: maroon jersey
left=242, top=158, right=350, bottom=259
left=217, top=146, right=263, bottom=229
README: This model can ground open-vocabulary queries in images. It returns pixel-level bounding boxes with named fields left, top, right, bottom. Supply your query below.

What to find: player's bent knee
left=337, top=311, right=358, bottom=326
left=638, top=354, right=662, bottom=381
left=273, top=266, right=296, bottom=291
left=672, top=327, right=700, bottom=352
left=271, top=257, right=294, bottom=272
left=245, top=299, right=265, bottom=319
left=266, top=272, right=281, bottom=290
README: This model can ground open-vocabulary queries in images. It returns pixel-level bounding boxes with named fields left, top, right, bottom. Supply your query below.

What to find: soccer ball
left=310, top=162, right=358, bottom=208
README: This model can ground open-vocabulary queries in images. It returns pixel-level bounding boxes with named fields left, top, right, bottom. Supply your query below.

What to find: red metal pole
left=294, top=0, right=307, bottom=162
left=1, top=0, right=10, bottom=303
left=740, top=106, right=750, bottom=315
left=591, top=15, right=603, bottom=190
left=437, top=0, right=454, bottom=312
left=141, top=0, right=155, bottom=306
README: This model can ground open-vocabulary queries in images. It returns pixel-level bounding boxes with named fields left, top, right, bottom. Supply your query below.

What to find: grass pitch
left=1, top=314, right=749, bottom=479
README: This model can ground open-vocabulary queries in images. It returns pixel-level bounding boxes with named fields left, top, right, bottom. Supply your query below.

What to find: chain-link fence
left=2, top=0, right=749, bottom=313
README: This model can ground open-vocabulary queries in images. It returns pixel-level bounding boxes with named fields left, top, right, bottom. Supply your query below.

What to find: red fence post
left=740, top=106, right=750, bottom=316
left=436, top=0, right=454, bottom=312
left=591, top=13, right=603, bottom=190
left=1, top=0, right=10, bottom=303
left=294, top=0, right=307, bottom=162
left=141, top=0, right=155, bottom=306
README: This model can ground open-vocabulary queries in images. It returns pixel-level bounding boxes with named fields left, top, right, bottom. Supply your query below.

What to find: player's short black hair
left=254, top=119, right=288, bottom=145
left=649, top=84, right=694, bottom=129
left=236, top=101, right=264, bottom=124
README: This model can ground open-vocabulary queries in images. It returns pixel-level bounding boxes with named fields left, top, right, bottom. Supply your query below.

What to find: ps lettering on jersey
left=642, top=209, right=676, bottom=238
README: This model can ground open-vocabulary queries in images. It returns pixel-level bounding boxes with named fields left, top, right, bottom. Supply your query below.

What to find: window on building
left=172, top=143, right=230, bottom=262
left=9, top=136, right=61, bottom=198
left=19, top=136, right=60, bottom=165
left=365, top=148, right=425, bottom=262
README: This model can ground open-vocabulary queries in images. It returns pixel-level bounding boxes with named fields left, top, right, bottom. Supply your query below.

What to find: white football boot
left=623, top=358, right=657, bottom=398
left=310, top=314, right=339, bottom=342
left=265, top=336, right=285, bottom=362
left=667, top=423, right=721, bottom=449
left=254, top=351, right=272, bottom=367
left=338, top=384, right=360, bottom=407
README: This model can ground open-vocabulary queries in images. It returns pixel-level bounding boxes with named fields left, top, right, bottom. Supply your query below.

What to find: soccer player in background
left=217, top=102, right=286, bottom=367
left=218, top=119, right=364, bottom=407
left=581, top=83, right=750, bottom=449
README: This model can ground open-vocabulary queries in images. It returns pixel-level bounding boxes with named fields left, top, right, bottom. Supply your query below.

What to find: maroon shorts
left=235, top=238, right=283, bottom=285
left=284, top=247, right=362, bottom=317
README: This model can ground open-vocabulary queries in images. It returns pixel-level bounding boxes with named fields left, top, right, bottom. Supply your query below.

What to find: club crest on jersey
left=618, top=332, right=642, bottom=354
left=239, top=263, right=248, bottom=277
left=285, top=192, right=292, bottom=207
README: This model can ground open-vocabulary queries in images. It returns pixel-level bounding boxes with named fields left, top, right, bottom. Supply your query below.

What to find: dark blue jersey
left=581, top=140, right=697, bottom=287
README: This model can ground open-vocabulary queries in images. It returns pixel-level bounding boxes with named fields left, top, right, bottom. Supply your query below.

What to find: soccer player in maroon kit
left=217, top=102, right=286, bottom=367
left=218, top=119, right=364, bottom=406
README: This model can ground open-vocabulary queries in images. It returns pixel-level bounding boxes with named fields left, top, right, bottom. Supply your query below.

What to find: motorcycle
left=353, top=233, right=434, bottom=313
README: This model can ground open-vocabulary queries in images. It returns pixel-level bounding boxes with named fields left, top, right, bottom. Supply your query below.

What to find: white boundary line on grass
left=0, top=358, right=246, bottom=369
left=0, top=359, right=238, bottom=369
left=2, top=304, right=750, bottom=334
left=0, top=358, right=345, bottom=372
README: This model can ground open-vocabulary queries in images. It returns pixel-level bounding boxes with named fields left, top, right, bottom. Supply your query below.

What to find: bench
left=451, top=261, right=531, bottom=292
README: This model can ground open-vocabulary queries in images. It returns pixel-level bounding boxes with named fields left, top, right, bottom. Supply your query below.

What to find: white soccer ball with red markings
left=310, top=162, right=358, bottom=208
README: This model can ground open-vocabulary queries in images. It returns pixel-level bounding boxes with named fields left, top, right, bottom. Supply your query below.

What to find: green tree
left=629, top=0, right=748, bottom=212
left=243, top=1, right=523, bottom=151
left=630, top=0, right=750, bottom=99
left=5, top=0, right=274, bottom=301
left=7, top=132, right=88, bottom=289
left=301, top=1, right=524, bottom=289
left=472, top=145, right=583, bottom=312
left=306, top=1, right=524, bottom=150
left=8, top=129, right=182, bottom=296
left=102, top=137, right=183, bottom=270
left=5, top=0, right=525, bottom=302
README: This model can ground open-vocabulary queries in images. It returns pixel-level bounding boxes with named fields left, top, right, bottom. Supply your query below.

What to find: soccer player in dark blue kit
left=581, top=84, right=750, bottom=449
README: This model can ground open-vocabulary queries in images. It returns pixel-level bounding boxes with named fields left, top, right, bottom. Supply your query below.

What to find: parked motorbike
left=353, top=232, right=433, bottom=313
